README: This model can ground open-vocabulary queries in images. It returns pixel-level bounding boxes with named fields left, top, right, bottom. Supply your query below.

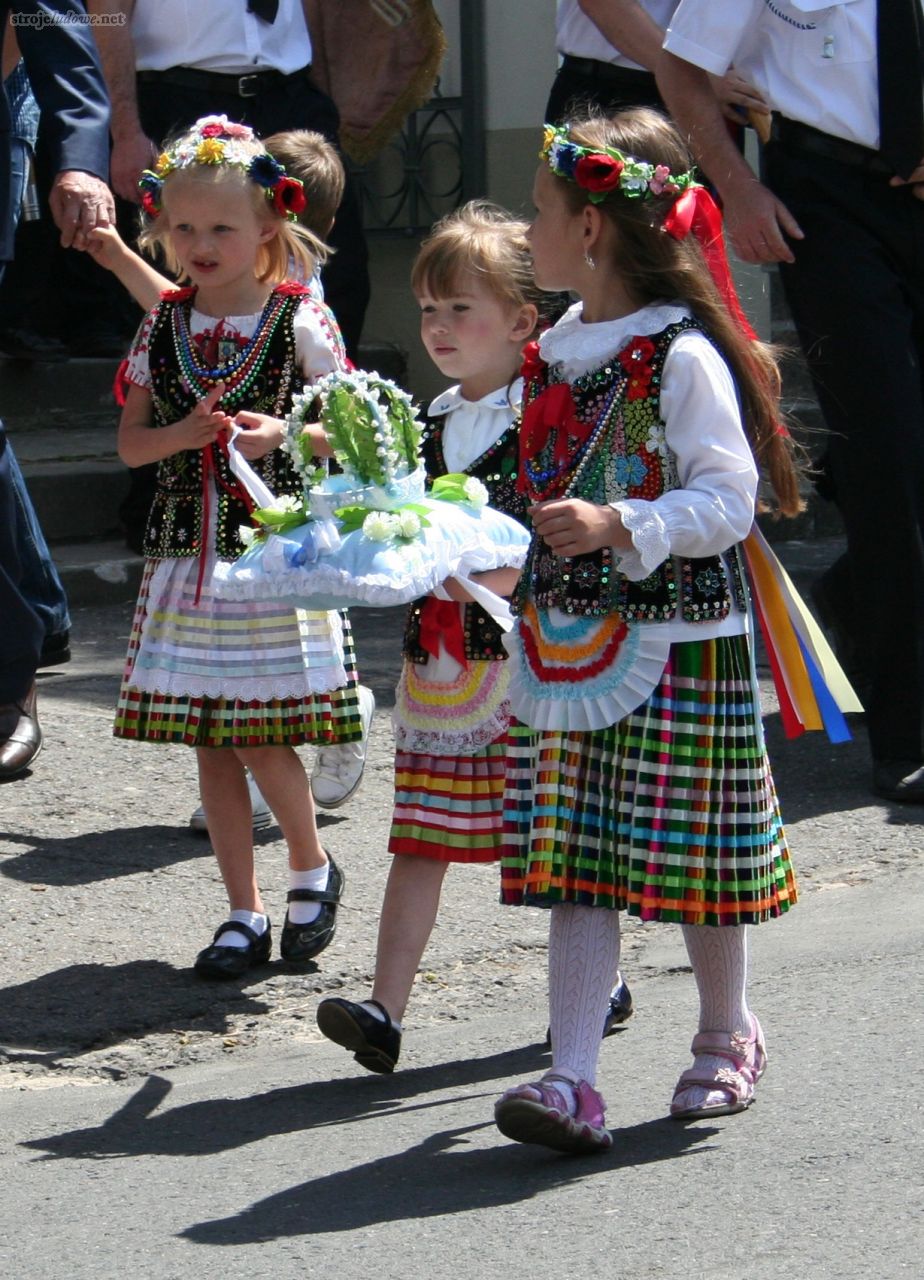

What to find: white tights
left=545, top=907, right=752, bottom=1109
left=547, top=904, right=621, bottom=1086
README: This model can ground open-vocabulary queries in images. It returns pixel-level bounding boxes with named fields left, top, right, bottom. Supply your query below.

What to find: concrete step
left=53, top=538, right=143, bottom=608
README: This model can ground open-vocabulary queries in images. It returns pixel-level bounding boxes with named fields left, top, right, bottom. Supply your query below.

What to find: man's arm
left=656, top=49, right=802, bottom=264
left=86, top=1, right=157, bottom=202
left=15, top=1, right=115, bottom=247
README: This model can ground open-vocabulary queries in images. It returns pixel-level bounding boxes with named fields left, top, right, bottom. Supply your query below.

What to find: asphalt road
left=1, top=545, right=922, bottom=1280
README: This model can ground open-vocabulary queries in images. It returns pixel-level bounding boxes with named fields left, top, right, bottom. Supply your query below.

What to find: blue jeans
left=6, top=438, right=70, bottom=640
left=0, top=425, right=43, bottom=701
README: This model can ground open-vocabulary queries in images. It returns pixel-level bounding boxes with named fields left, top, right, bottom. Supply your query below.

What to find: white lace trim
left=392, top=702, right=511, bottom=757
left=613, top=500, right=670, bottom=578
left=538, top=301, right=691, bottom=376
left=128, top=667, right=347, bottom=701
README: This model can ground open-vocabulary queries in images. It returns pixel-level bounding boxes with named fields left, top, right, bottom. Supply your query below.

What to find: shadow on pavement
left=179, top=1114, right=719, bottom=1243
left=0, top=822, right=276, bottom=887
left=0, top=960, right=270, bottom=1058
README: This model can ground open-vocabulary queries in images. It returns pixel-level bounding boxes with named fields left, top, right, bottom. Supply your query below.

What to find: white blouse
left=124, top=295, right=341, bottom=390
left=427, top=378, right=523, bottom=474
left=538, top=300, right=757, bottom=641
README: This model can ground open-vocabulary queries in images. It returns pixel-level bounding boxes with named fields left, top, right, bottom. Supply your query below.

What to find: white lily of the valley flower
left=463, top=477, right=489, bottom=510
left=363, top=511, right=397, bottom=542
left=395, top=509, right=422, bottom=539
left=238, top=525, right=257, bottom=546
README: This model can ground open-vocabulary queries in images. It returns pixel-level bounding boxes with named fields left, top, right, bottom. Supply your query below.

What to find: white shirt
left=540, top=301, right=757, bottom=640
left=132, top=0, right=312, bottom=76
left=427, top=379, right=523, bottom=475
left=665, top=0, right=884, bottom=149
left=557, top=0, right=678, bottom=72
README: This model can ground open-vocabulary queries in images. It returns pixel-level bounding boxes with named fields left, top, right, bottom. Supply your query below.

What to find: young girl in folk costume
left=113, top=116, right=356, bottom=979
left=316, top=203, right=630, bottom=1071
left=493, top=108, right=800, bottom=1153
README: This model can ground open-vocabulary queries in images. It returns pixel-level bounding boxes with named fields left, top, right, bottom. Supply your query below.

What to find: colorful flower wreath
left=138, top=115, right=306, bottom=221
left=540, top=123, right=697, bottom=205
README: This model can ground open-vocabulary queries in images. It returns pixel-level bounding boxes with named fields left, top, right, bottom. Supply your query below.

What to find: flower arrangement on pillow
left=213, top=369, right=530, bottom=611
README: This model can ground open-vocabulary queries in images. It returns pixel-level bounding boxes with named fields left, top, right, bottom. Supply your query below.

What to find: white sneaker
left=189, top=771, right=274, bottom=834
left=311, top=685, right=376, bottom=809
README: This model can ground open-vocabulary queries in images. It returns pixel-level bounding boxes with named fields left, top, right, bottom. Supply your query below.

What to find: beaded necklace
left=170, top=287, right=293, bottom=410
left=521, top=369, right=627, bottom=503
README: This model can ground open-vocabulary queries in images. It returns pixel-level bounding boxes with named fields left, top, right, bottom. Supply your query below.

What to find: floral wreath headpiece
left=138, top=115, right=307, bottom=222
left=540, top=123, right=697, bottom=205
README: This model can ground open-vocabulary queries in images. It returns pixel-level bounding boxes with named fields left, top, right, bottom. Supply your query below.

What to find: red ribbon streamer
left=663, top=186, right=758, bottom=342
left=518, top=382, right=591, bottom=494
left=418, top=598, right=467, bottom=666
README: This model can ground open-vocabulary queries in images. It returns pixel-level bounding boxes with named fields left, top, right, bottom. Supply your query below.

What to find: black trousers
left=545, top=59, right=665, bottom=125
left=0, top=424, right=42, bottom=703
left=763, top=140, right=924, bottom=762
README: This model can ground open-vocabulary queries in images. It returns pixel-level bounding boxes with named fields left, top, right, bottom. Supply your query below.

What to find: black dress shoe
left=316, top=997, right=401, bottom=1073
left=280, top=856, right=344, bottom=964
left=38, top=631, right=70, bottom=668
left=545, top=973, right=634, bottom=1048
left=872, top=760, right=924, bottom=804
left=602, top=973, right=634, bottom=1036
left=193, top=919, right=272, bottom=979
left=0, top=682, right=43, bottom=779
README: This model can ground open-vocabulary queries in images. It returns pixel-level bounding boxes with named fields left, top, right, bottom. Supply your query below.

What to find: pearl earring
left=584, top=249, right=596, bottom=271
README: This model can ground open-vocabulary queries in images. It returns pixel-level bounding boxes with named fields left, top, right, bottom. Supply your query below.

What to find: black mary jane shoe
left=316, top=997, right=401, bottom=1074
left=193, top=919, right=272, bottom=980
left=279, top=856, right=344, bottom=965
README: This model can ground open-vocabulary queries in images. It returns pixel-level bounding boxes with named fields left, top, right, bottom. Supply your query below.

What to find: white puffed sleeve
left=293, top=297, right=348, bottom=384
left=611, top=330, right=758, bottom=581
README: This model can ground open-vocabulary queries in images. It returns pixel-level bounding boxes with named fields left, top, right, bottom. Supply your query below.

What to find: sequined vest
left=403, top=412, right=529, bottom=664
left=518, top=321, right=748, bottom=621
left=142, top=285, right=322, bottom=560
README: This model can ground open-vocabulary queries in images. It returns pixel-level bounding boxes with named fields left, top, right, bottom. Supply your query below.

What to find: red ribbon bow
left=418, top=598, right=467, bottom=666
left=518, top=382, right=589, bottom=492
left=663, top=186, right=758, bottom=342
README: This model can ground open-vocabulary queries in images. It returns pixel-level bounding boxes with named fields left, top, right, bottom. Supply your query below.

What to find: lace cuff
left=611, top=501, right=669, bottom=580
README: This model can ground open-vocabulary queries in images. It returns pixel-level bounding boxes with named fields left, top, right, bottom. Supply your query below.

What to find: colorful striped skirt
left=500, top=636, right=797, bottom=925
left=389, top=738, right=508, bottom=863
left=114, top=558, right=361, bottom=748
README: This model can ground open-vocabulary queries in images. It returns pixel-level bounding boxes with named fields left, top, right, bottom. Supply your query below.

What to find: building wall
left=360, top=1, right=768, bottom=406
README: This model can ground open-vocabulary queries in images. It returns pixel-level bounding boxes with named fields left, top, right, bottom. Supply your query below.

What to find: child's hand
left=172, top=383, right=233, bottom=451
left=85, top=224, right=127, bottom=270
left=232, top=410, right=286, bottom=459
left=530, top=498, right=632, bottom=557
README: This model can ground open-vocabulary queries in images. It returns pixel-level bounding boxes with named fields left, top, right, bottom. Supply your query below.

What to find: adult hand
left=720, top=177, right=804, bottom=264
left=889, top=160, right=924, bottom=201
left=529, top=498, right=631, bottom=557
left=709, top=67, right=770, bottom=128
left=48, top=171, right=116, bottom=250
left=111, top=130, right=160, bottom=204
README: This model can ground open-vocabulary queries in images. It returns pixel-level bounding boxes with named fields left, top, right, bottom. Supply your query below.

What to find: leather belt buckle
left=237, top=74, right=260, bottom=98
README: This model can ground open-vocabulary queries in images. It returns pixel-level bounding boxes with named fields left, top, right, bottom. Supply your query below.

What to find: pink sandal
left=494, top=1073, right=612, bottom=1154
left=670, top=1014, right=767, bottom=1120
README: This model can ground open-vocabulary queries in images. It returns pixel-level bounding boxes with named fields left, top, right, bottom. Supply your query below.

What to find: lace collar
left=538, top=300, right=692, bottom=377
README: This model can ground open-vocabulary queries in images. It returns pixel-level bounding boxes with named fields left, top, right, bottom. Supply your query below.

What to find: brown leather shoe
left=0, top=682, right=43, bottom=778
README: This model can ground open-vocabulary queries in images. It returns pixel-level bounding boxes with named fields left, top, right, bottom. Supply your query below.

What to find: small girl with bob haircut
left=492, top=107, right=801, bottom=1153
left=113, top=115, right=358, bottom=979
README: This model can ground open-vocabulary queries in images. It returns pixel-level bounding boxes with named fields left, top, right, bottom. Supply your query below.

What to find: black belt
left=559, top=54, right=654, bottom=88
left=137, top=65, right=310, bottom=99
left=770, top=115, right=892, bottom=176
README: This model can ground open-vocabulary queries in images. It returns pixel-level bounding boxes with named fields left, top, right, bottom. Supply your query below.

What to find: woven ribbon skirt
left=500, top=636, right=797, bottom=925
left=388, top=738, right=508, bottom=863
left=114, top=560, right=361, bottom=748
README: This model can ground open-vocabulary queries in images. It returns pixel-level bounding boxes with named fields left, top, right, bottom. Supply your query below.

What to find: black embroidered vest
left=518, top=321, right=748, bottom=622
left=403, top=412, right=529, bottom=664
left=142, top=286, right=312, bottom=560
